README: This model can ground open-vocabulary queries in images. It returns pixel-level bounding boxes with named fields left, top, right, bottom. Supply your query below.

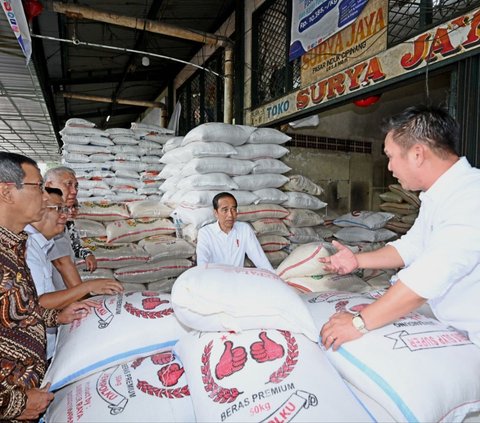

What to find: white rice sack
left=78, top=179, right=110, bottom=190
left=77, top=243, right=149, bottom=270
left=131, top=122, right=174, bottom=135
left=288, top=227, right=323, bottom=244
left=106, top=218, right=175, bottom=243
left=282, top=192, right=327, bottom=210
left=233, top=174, right=289, bottom=191
left=121, top=282, right=148, bottom=292
left=181, top=223, right=198, bottom=243
left=64, top=144, right=109, bottom=154
left=44, top=351, right=195, bottom=423
left=77, top=202, right=130, bottom=221
left=127, top=200, right=172, bottom=219
left=60, top=127, right=106, bottom=137
left=142, top=155, right=161, bottom=164
left=182, top=123, right=255, bottom=146
left=180, top=191, right=258, bottom=208
left=61, top=135, right=91, bottom=145
left=139, top=140, right=164, bottom=150
left=171, top=206, right=215, bottom=229
left=252, top=188, right=288, bottom=205
left=110, top=161, right=146, bottom=173
left=158, top=164, right=183, bottom=179
left=111, top=136, right=139, bottom=145
left=181, top=158, right=255, bottom=176
left=63, top=152, right=91, bottom=163
left=43, top=291, right=189, bottom=390
left=162, top=136, right=184, bottom=152
left=66, top=162, right=111, bottom=171
left=142, top=134, right=175, bottom=144
left=252, top=158, right=292, bottom=174
left=139, top=236, right=195, bottom=261
left=236, top=204, right=289, bottom=222
left=105, top=128, right=134, bottom=137
left=303, top=290, right=480, bottom=423
left=246, top=127, right=292, bottom=144
left=65, top=118, right=96, bottom=128
left=171, top=264, right=318, bottom=341
left=251, top=218, right=290, bottom=236
left=234, top=144, right=289, bottom=160
left=111, top=145, right=144, bottom=155
left=89, top=153, right=115, bottom=163
left=284, top=209, right=324, bottom=227
left=140, top=170, right=163, bottom=181
left=334, top=227, right=397, bottom=243
left=115, top=153, right=140, bottom=162
left=159, top=175, right=182, bottom=192
left=105, top=177, right=143, bottom=189
left=177, top=173, right=238, bottom=191
left=79, top=268, right=114, bottom=282
left=287, top=273, right=369, bottom=294
left=265, top=250, right=289, bottom=267
left=82, top=170, right=114, bottom=179
left=258, top=235, right=290, bottom=252
left=147, top=277, right=178, bottom=293
left=333, top=211, right=395, bottom=230
left=105, top=193, right=147, bottom=203
left=276, top=242, right=330, bottom=280
left=283, top=175, right=324, bottom=195
left=161, top=142, right=237, bottom=164
left=114, top=259, right=193, bottom=283
left=74, top=219, right=106, bottom=238
left=114, top=169, right=140, bottom=180
left=88, top=136, right=114, bottom=147
left=174, top=329, right=373, bottom=423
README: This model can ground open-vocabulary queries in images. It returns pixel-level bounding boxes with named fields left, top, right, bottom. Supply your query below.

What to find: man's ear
left=0, top=183, right=15, bottom=204
left=413, top=143, right=426, bottom=166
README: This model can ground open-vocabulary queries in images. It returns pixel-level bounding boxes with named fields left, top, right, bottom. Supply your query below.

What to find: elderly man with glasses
left=0, top=152, right=93, bottom=421
left=44, top=166, right=98, bottom=289
left=25, top=187, right=123, bottom=361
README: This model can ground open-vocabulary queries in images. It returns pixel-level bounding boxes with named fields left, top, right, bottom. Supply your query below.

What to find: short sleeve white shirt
left=196, top=221, right=274, bottom=272
left=25, top=225, right=57, bottom=359
left=389, top=158, right=480, bottom=346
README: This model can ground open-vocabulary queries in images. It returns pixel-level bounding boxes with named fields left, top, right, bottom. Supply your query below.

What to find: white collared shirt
left=25, top=224, right=57, bottom=359
left=389, top=157, right=480, bottom=346
left=196, top=221, right=274, bottom=272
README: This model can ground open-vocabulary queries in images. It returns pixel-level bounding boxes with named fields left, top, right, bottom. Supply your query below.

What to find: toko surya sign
left=250, top=7, right=480, bottom=126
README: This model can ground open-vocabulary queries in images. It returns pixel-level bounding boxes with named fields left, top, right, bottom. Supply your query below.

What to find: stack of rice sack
left=378, top=184, right=420, bottom=234
left=43, top=291, right=195, bottom=422
left=60, top=118, right=174, bottom=202
left=74, top=200, right=195, bottom=292
left=162, top=123, right=329, bottom=268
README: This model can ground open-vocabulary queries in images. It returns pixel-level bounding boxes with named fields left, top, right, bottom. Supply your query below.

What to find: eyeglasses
left=5, top=181, right=45, bottom=191
left=46, top=205, right=70, bottom=214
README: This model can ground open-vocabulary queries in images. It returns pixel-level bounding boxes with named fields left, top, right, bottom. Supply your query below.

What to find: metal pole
left=224, top=47, right=234, bottom=123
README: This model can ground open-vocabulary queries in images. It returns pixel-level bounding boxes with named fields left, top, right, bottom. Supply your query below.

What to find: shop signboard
left=300, top=0, right=387, bottom=85
left=250, top=7, right=480, bottom=126
left=1, top=0, right=32, bottom=63
left=290, top=0, right=369, bottom=61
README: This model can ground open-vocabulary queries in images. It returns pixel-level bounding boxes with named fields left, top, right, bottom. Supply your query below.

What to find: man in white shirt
left=319, top=105, right=480, bottom=349
left=196, top=192, right=274, bottom=272
left=26, top=187, right=123, bottom=358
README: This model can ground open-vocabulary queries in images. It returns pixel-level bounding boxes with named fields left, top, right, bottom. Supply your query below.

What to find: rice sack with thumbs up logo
left=174, top=329, right=373, bottom=422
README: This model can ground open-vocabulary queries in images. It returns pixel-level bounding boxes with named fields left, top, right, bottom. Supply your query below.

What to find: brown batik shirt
left=0, top=226, right=59, bottom=420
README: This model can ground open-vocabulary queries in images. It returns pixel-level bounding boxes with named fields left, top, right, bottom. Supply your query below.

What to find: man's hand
left=84, top=254, right=97, bottom=272
left=57, top=301, right=92, bottom=325
left=320, top=311, right=363, bottom=351
left=17, top=384, right=54, bottom=420
left=87, top=278, right=124, bottom=295
left=319, top=240, right=359, bottom=275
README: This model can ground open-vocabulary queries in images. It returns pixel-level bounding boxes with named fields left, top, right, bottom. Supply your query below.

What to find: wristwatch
left=352, top=312, right=369, bottom=334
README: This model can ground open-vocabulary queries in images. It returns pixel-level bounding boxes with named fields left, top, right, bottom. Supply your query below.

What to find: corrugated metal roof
left=0, top=10, right=60, bottom=162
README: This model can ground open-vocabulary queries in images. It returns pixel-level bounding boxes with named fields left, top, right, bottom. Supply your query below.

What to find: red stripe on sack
left=277, top=245, right=323, bottom=278
left=109, top=227, right=174, bottom=243
left=116, top=265, right=191, bottom=276
left=286, top=281, right=312, bottom=293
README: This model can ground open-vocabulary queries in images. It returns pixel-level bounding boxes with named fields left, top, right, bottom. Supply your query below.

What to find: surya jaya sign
left=249, top=7, right=480, bottom=126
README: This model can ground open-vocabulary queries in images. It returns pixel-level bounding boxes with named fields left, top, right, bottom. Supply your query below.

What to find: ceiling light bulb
left=142, top=56, right=150, bottom=66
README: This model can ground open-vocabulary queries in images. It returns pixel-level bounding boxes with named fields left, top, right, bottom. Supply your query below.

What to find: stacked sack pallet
left=60, top=118, right=174, bottom=202
left=159, top=122, right=328, bottom=267
left=74, top=200, right=195, bottom=292
left=378, top=184, right=420, bottom=234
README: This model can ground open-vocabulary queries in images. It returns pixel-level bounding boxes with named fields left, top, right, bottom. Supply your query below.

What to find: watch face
left=352, top=315, right=366, bottom=331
